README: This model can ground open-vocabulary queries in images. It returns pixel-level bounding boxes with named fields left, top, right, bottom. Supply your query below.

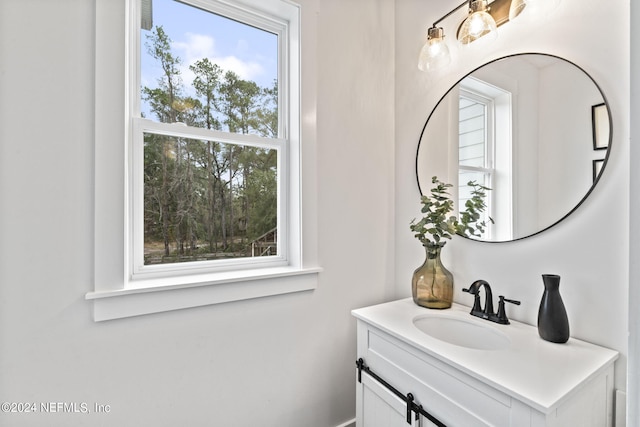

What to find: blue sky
left=141, top=0, right=278, bottom=113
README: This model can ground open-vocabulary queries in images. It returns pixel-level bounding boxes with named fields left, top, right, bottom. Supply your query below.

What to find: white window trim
left=459, top=77, right=514, bottom=241
left=87, top=0, right=320, bottom=322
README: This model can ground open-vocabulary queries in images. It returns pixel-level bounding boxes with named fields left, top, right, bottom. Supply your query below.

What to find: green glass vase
left=412, top=245, right=453, bottom=309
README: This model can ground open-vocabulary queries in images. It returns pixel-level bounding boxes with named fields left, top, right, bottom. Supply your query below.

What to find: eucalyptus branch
left=455, top=180, right=494, bottom=238
left=410, top=176, right=493, bottom=248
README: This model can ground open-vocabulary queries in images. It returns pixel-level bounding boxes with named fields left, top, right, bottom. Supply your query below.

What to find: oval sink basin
left=413, top=315, right=510, bottom=350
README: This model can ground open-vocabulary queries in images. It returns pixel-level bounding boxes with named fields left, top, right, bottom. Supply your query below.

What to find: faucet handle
left=503, top=297, right=521, bottom=305
left=462, top=286, right=482, bottom=314
left=496, top=295, right=521, bottom=324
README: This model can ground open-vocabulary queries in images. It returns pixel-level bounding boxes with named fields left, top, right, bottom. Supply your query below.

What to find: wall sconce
left=417, top=26, right=451, bottom=72
left=418, top=0, right=528, bottom=72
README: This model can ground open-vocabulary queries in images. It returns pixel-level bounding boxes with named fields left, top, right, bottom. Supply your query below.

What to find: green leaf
left=411, top=175, right=491, bottom=243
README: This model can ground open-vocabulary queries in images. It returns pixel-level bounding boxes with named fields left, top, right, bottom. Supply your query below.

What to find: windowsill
left=86, top=266, right=321, bottom=321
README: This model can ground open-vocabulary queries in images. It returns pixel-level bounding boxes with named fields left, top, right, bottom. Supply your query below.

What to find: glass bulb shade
left=418, top=28, right=451, bottom=72
left=458, top=9, right=498, bottom=44
left=508, top=0, right=527, bottom=20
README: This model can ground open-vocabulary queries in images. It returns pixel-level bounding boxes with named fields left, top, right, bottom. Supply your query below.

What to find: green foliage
left=410, top=176, right=492, bottom=249
left=190, top=58, right=223, bottom=130
left=456, top=180, right=492, bottom=238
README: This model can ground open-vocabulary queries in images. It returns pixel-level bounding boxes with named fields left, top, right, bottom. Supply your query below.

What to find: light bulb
left=508, top=0, right=527, bottom=20
left=458, top=0, right=498, bottom=45
left=417, top=27, right=451, bottom=72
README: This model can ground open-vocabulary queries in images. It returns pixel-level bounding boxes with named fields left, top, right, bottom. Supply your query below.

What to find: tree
left=217, top=71, right=264, bottom=246
left=190, top=58, right=223, bottom=131
left=142, top=26, right=185, bottom=257
left=142, top=26, right=183, bottom=123
left=191, top=58, right=224, bottom=251
left=217, top=71, right=261, bottom=134
left=254, top=79, right=278, bottom=138
left=141, top=25, right=279, bottom=263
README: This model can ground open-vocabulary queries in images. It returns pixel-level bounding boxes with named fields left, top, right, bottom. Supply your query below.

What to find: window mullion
left=134, top=118, right=285, bottom=150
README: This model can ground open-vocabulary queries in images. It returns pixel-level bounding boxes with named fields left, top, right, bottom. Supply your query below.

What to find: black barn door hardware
left=356, top=358, right=446, bottom=426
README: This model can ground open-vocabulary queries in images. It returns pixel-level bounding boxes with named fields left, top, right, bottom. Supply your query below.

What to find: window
left=134, top=0, right=286, bottom=279
left=458, top=77, right=513, bottom=240
left=458, top=89, right=495, bottom=239
left=88, top=0, right=319, bottom=321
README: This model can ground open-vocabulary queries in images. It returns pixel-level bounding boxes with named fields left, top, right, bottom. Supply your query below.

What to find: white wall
left=0, top=0, right=632, bottom=424
left=396, top=0, right=629, bottom=404
left=537, top=60, right=605, bottom=228
left=628, top=1, right=640, bottom=424
left=0, top=0, right=395, bottom=426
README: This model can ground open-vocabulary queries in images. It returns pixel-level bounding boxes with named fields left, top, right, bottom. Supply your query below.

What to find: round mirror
left=416, top=53, right=612, bottom=242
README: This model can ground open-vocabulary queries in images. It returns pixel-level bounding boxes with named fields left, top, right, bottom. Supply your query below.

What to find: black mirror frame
left=415, top=52, right=613, bottom=243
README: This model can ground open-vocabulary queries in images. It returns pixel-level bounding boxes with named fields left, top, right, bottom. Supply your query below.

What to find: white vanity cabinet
left=353, top=299, right=619, bottom=427
left=357, top=372, right=422, bottom=427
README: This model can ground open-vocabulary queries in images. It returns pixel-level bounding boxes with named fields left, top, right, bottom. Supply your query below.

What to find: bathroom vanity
left=352, top=299, right=618, bottom=426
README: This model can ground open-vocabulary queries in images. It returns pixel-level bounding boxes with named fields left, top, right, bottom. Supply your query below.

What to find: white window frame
left=458, top=88, right=496, bottom=238
left=459, top=77, right=514, bottom=241
left=87, top=0, right=320, bottom=321
left=458, top=88, right=495, bottom=174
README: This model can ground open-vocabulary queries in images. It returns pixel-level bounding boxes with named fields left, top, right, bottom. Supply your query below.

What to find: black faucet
left=462, top=280, right=520, bottom=324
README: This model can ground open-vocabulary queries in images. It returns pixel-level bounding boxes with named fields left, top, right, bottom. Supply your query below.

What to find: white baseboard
left=616, top=389, right=626, bottom=427
left=335, top=418, right=356, bottom=427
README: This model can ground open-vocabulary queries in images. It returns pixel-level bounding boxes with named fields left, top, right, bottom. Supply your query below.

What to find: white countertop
left=352, top=298, right=619, bottom=413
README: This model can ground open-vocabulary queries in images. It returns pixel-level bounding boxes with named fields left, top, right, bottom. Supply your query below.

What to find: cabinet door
left=357, top=373, right=421, bottom=427
left=417, top=414, right=439, bottom=427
